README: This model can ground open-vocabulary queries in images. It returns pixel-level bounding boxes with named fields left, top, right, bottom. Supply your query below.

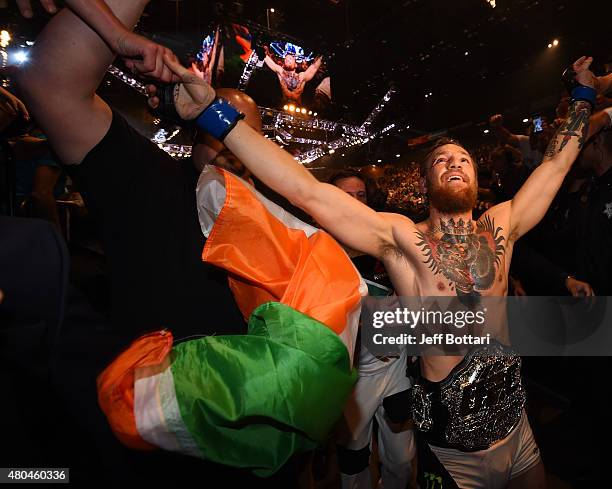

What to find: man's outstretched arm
left=223, top=120, right=403, bottom=258
left=148, top=57, right=405, bottom=259
left=16, top=0, right=175, bottom=165
left=508, top=56, right=596, bottom=240
left=263, top=56, right=283, bottom=75
left=301, top=56, right=322, bottom=82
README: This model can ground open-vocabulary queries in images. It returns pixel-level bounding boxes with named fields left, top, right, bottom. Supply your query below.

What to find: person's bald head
left=192, top=88, right=262, bottom=174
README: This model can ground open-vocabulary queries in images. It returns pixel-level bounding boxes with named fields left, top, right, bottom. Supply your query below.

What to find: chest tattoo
left=281, top=71, right=300, bottom=91
left=415, top=216, right=505, bottom=299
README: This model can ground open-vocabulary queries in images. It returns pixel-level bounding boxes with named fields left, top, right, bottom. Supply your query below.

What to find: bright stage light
left=13, top=50, right=29, bottom=64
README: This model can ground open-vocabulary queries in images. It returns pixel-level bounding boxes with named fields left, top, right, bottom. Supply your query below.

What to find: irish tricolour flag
left=97, top=166, right=366, bottom=476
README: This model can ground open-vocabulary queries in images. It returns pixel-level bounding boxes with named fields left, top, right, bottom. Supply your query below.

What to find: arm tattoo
left=544, top=100, right=591, bottom=158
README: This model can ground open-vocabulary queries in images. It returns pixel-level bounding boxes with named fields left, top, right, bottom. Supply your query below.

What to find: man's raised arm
left=148, top=57, right=404, bottom=259
left=262, top=46, right=283, bottom=75
left=16, top=0, right=176, bottom=165
left=301, top=56, right=322, bottom=83
left=508, top=56, right=597, bottom=239
left=223, top=120, right=402, bottom=259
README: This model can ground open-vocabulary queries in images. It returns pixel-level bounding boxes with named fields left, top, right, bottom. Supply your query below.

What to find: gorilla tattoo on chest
left=415, top=216, right=505, bottom=299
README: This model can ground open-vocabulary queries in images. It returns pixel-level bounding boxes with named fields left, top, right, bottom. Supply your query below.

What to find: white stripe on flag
left=134, top=367, right=200, bottom=457
left=195, top=164, right=368, bottom=364
left=196, top=165, right=319, bottom=239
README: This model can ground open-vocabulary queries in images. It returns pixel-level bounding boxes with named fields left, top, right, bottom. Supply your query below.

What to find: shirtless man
left=142, top=51, right=599, bottom=487
left=15, top=1, right=599, bottom=486
left=263, top=45, right=322, bottom=105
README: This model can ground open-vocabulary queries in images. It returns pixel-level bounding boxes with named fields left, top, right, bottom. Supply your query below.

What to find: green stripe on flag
left=169, top=302, right=356, bottom=476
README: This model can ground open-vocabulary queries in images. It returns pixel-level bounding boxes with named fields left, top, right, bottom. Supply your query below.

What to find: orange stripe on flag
left=202, top=169, right=361, bottom=335
left=97, top=330, right=173, bottom=450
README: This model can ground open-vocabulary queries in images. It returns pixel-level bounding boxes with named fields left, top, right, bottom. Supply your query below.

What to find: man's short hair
left=328, top=169, right=388, bottom=211
left=420, top=137, right=476, bottom=178
left=328, top=169, right=366, bottom=187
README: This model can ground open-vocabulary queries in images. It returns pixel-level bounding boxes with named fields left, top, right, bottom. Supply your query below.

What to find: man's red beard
left=427, top=178, right=477, bottom=214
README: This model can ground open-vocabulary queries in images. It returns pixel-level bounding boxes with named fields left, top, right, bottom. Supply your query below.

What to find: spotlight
left=308, top=110, right=312, bottom=115
left=484, top=129, right=490, bottom=134
left=523, top=118, right=529, bottom=123
left=464, top=51, right=469, bottom=56
left=288, top=105, right=295, bottom=112
left=547, top=43, right=552, bottom=49
left=553, top=39, right=559, bottom=46
left=396, top=154, right=401, bottom=158
left=12, top=50, right=29, bottom=64
left=270, top=8, right=275, bottom=12
left=313, top=112, right=318, bottom=116
left=301, top=108, right=307, bottom=114
left=329, top=149, right=335, bottom=154
left=283, top=104, right=289, bottom=110
left=0, top=30, right=10, bottom=48
left=377, top=159, right=382, bottom=163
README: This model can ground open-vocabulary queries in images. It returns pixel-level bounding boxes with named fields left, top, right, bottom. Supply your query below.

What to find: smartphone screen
left=533, top=117, right=543, bottom=133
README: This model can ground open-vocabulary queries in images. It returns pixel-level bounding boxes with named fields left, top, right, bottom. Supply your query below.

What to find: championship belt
left=411, top=342, right=525, bottom=452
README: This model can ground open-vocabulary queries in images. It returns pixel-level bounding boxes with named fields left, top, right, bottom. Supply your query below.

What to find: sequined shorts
left=428, top=410, right=541, bottom=489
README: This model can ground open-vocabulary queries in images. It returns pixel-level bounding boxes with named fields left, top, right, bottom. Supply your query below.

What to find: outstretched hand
left=572, top=56, right=596, bottom=89
left=146, top=54, right=216, bottom=120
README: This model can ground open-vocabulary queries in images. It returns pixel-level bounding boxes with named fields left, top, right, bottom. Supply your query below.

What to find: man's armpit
left=379, top=239, right=405, bottom=261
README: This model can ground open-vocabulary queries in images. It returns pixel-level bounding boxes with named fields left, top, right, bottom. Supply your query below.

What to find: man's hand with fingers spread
left=146, top=54, right=216, bottom=120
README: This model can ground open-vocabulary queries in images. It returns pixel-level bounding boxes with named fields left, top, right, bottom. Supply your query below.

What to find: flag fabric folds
left=97, top=166, right=365, bottom=476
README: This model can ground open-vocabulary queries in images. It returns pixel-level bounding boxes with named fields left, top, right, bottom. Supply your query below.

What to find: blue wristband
left=571, top=85, right=596, bottom=108
left=195, top=97, right=245, bottom=141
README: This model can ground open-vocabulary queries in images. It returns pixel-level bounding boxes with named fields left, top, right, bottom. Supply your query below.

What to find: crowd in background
left=3, top=76, right=612, bottom=300
left=1, top=23, right=612, bottom=484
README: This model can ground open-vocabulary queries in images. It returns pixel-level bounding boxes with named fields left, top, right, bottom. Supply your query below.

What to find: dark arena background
left=1, top=0, right=611, bottom=487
